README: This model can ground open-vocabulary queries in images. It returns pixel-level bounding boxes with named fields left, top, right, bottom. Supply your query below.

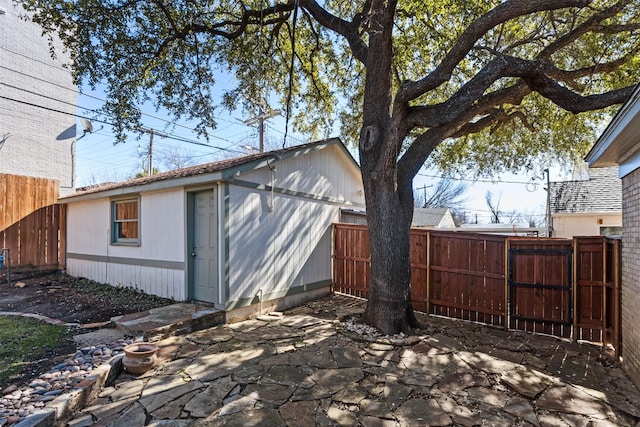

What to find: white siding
left=66, top=259, right=185, bottom=300
left=67, top=199, right=111, bottom=254
left=227, top=187, right=338, bottom=302
left=66, top=189, right=187, bottom=299
left=139, top=190, right=186, bottom=261
left=241, top=144, right=365, bottom=207
left=227, top=145, right=364, bottom=304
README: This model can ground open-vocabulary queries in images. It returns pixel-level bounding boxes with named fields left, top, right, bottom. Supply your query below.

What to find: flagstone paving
left=65, top=295, right=640, bottom=426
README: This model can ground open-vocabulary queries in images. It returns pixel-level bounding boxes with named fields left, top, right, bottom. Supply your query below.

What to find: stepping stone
left=199, top=408, right=286, bottom=427
left=331, top=346, right=363, bottom=368
left=504, top=397, right=540, bottom=427
left=395, top=398, right=452, bottom=426
left=256, top=312, right=283, bottom=322
left=437, top=372, right=489, bottom=393
left=310, top=368, right=364, bottom=392
left=536, top=384, right=616, bottom=418
left=279, top=400, right=319, bottom=426
left=500, top=366, right=553, bottom=399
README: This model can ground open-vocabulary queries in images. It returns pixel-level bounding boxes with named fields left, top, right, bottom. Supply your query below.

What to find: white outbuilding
left=60, top=138, right=365, bottom=319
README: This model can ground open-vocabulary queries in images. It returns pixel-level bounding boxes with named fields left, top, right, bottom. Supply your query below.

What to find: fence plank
left=0, top=174, right=63, bottom=272
left=429, top=232, right=507, bottom=327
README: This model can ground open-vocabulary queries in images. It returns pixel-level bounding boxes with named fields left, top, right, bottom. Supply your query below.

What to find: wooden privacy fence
left=0, top=174, right=66, bottom=272
left=333, top=223, right=621, bottom=355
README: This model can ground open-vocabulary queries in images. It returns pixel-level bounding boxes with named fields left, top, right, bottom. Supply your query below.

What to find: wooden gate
left=508, top=239, right=573, bottom=338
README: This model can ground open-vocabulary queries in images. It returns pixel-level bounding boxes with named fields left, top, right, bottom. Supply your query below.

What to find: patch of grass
left=0, top=316, right=74, bottom=387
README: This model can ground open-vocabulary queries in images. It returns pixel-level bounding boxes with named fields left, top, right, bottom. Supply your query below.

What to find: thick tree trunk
left=361, top=169, right=420, bottom=335
left=356, top=0, right=419, bottom=335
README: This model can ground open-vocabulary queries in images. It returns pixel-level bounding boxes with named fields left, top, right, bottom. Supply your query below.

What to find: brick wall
left=0, top=0, right=77, bottom=196
left=622, top=167, right=640, bottom=388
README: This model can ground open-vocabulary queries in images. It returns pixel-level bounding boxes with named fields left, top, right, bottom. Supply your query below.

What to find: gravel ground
left=0, top=271, right=174, bottom=392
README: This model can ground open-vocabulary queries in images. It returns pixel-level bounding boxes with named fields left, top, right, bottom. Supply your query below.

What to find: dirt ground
left=0, top=271, right=174, bottom=390
left=0, top=271, right=174, bottom=324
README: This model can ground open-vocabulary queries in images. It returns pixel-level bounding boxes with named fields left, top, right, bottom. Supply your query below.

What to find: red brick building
left=586, top=83, right=640, bottom=388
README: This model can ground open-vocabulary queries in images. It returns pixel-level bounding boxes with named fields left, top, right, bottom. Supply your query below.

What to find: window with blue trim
left=112, top=198, right=140, bottom=245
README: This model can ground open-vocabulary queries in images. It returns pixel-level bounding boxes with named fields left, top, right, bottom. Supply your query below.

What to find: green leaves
left=17, top=0, right=639, bottom=176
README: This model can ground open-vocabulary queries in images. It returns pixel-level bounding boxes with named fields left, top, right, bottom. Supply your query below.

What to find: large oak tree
left=21, top=0, right=639, bottom=334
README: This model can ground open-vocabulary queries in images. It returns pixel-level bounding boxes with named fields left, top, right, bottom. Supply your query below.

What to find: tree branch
left=152, top=0, right=180, bottom=34
left=405, top=82, right=531, bottom=129
left=545, top=47, right=640, bottom=84
left=521, top=74, right=635, bottom=112
left=300, top=0, right=369, bottom=63
left=397, top=0, right=592, bottom=103
left=538, top=0, right=632, bottom=59
left=593, top=23, right=640, bottom=34
left=449, top=108, right=536, bottom=139
left=398, top=81, right=531, bottom=177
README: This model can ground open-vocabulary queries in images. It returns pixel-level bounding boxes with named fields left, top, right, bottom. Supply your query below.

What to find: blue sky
left=75, top=82, right=559, bottom=224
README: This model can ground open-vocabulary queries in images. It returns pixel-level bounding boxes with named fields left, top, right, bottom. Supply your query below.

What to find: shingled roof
left=63, top=138, right=351, bottom=200
left=549, top=167, right=621, bottom=214
left=411, top=208, right=450, bottom=227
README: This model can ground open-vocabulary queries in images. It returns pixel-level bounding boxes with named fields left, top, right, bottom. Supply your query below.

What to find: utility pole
left=244, top=105, right=281, bottom=152
left=417, top=184, right=428, bottom=208
left=137, top=127, right=156, bottom=176
left=415, top=184, right=433, bottom=208
left=147, top=129, right=154, bottom=176
left=544, top=168, right=552, bottom=237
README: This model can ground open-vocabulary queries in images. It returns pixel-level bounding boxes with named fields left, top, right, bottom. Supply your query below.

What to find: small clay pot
left=122, top=343, right=158, bottom=375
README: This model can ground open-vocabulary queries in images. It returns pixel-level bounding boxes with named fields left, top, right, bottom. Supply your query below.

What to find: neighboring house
left=457, top=223, right=540, bottom=236
left=411, top=207, right=456, bottom=229
left=548, top=167, right=622, bottom=238
left=59, top=138, right=365, bottom=319
left=0, top=0, right=77, bottom=196
left=339, top=208, right=368, bottom=225
left=339, top=207, right=456, bottom=229
left=585, top=83, right=640, bottom=389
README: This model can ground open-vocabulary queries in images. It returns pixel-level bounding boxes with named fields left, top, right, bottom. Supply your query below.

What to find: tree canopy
left=20, top=0, right=639, bottom=176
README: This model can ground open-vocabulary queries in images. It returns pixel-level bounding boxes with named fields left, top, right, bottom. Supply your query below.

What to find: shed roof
left=61, top=138, right=356, bottom=203
left=549, top=167, right=621, bottom=214
left=412, top=208, right=450, bottom=227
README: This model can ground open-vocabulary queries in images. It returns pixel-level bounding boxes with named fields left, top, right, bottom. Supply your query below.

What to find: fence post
left=614, top=239, right=621, bottom=360
left=426, top=230, right=431, bottom=316
left=572, top=238, right=579, bottom=342
left=331, top=224, right=335, bottom=294
left=504, top=237, right=509, bottom=331
left=602, top=237, right=608, bottom=348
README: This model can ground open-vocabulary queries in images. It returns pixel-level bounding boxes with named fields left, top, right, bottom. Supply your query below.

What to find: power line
left=0, top=95, right=112, bottom=125
left=417, top=172, right=536, bottom=186
left=1, top=82, right=97, bottom=114
left=0, top=64, right=251, bottom=140
left=0, top=64, right=75, bottom=93
left=265, top=124, right=306, bottom=144
left=2, top=55, right=308, bottom=158
left=0, top=95, right=245, bottom=154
